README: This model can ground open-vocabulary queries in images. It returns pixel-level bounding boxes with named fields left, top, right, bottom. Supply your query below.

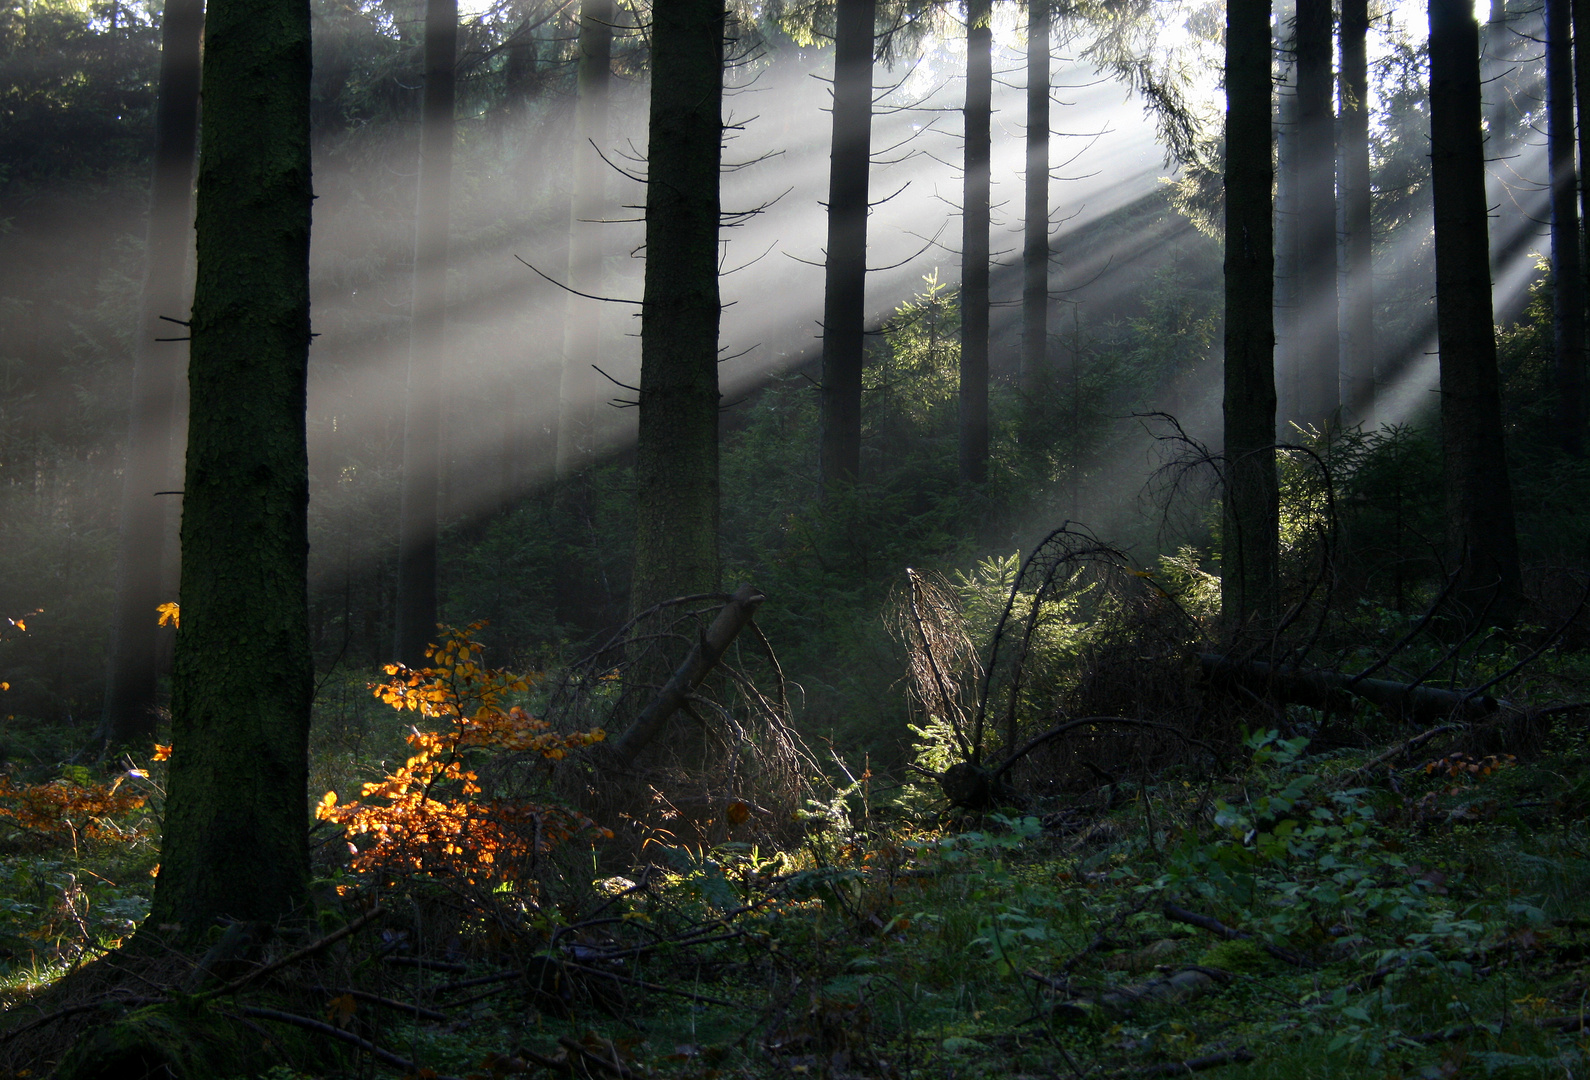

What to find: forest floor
left=3, top=712, right=1590, bottom=1079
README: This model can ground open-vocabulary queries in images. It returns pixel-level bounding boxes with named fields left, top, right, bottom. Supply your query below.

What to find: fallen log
left=1198, top=653, right=1502, bottom=723
left=607, top=584, right=766, bottom=765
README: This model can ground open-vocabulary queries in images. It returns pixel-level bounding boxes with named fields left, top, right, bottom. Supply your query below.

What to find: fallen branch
left=1198, top=654, right=1501, bottom=723
left=1161, top=902, right=1313, bottom=968
left=1341, top=724, right=1463, bottom=784
left=557, top=1034, right=637, bottom=1079
left=234, top=1005, right=465, bottom=1080
left=217, top=905, right=385, bottom=996
left=1103, top=1046, right=1255, bottom=1077
left=608, top=583, right=766, bottom=765
left=1048, top=966, right=1233, bottom=1018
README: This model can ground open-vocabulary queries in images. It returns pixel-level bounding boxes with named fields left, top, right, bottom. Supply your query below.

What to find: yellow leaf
left=325, top=993, right=357, bottom=1027
left=156, top=602, right=180, bottom=629
left=0, top=683, right=7, bottom=692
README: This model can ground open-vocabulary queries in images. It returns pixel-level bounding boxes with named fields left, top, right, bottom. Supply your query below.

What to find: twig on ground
left=1161, top=902, right=1314, bottom=967
left=234, top=1005, right=465, bottom=1080
left=217, top=905, right=386, bottom=996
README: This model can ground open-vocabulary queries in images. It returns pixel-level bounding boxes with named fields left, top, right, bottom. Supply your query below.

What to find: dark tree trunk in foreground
left=148, top=0, right=313, bottom=933
left=1275, top=45, right=1299, bottom=431
left=818, top=0, right=875, bottom=494
left=1339, top=0, right=1375, bottom=420
left=1575, top=0, right=1590, bottom=430
left=96, top=0, right=204, bottom=753
left=959, top=0, right=992, bottom=486
left=1021, top=0, right=1050, bottom=397
left=1551, top=0, right=1587, bottom=455
left=631, top=0, right=724, bottom=612
left=394, top=0, right=458, bottom=667
left=556, top=0, right=614, bottom=481
left=1295, top=0, right=1338, bottom=426
left=1222, top=0, right=1279, bottom=634
left=1427, top=0, right=1522, bottom=625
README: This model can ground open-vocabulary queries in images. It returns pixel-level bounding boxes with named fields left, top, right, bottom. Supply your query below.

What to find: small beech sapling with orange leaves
left=316, top=623, right=610, bottom=889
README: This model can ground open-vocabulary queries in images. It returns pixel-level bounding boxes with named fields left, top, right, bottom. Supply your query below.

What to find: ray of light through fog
left=285, top=1, right=1553, bottom=582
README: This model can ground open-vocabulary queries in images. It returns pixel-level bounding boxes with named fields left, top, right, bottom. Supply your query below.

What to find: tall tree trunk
left=1021, top=0, right=1050, bottom=398
left=95, top=0, right=203, bottom=754
left=147, top=0, right=313, bottom=933
left=818, top=0, right=875, bottom=494
left=1339, top=0, right=1375, bottom=421
left=959, top=0, right=992, bottom=486
left=1574, top=0, right=1590, bottom=441
left=394, top=0, right=457, bottom=666
left=631, top=0, right=724, bottom=612
left=1222, top=0, right=1279, bottom=635
left=556, top=0, right=614, bottom=481
left=1275, top=40, right=1300, bottom=432
left=1428, top=0, right=1523, bottom=625
left=1551, top=0, right=1587, bottom=455
left=1295, top=0, right=1339, bottom=427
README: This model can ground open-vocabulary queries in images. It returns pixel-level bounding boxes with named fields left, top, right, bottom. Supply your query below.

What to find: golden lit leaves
left=0, top=774, right=148, bottom=850
left=318, top=624, right=608, bottom=888
left=152, top=744, right=171, bottom=762
left=156, top=602, right=180, bottom=628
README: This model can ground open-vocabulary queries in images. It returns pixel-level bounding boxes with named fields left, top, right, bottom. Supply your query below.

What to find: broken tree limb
left=1197, top=653, right=1503, bottom=723
left=1161, top=902, right=1314, bottom=968
left=607, top=584, right=766, bottom=765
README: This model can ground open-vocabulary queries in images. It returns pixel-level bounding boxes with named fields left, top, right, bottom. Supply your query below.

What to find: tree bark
left=631, top=0, right=724, bottom=613
left=1428, top=0, right=1523, bottom=626
left=148, top=0, right=313, bottom=933
left=818, top=0, right=875, bottom=495
left=1222, top=0, right=1279, bottom=635
left=1021, top=0, right=1050, bottom=398
left=96, top=0, right=204, bottom=753
left=1274, top=41, right=1300, bottom=432
left=1295, top=0, right=1339, bottom=426
left=1549, top=0, right=1587, bottom=455
left=1339, top=0, right=1375, bottom=421
left=959, top=0, right=992, bottom=487
left=555, top=0, right=614, bottom=481
left=394, top=0, right=458, bottom=667
left=1575, top=0, right=1590, bottom=437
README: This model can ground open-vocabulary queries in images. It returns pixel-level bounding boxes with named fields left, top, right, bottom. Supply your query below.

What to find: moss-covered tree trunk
left=1549, top=0, right=1586, bottom=456
left=1021, top=0, right=1050, bottom=399
left=555, top=0, right=614, bottom=482
left=394, top=0, right=458, bottom=667
left=1428, top=0, right=1523, bottom=626
left=1339, top=0, right=1375, bottom=421
left=148, top=0, right=313, bottom=933
left=95, top=0, right=204, bottom=754
left=1295, top=0, right=1338, bottom=426
left=1221, top=0, right=1279, bottom=636
left=630, top=0, right=724, bottom=612
left=958, top=0, right=991, bottom=487
left=818, top=0, right=876, bottom=495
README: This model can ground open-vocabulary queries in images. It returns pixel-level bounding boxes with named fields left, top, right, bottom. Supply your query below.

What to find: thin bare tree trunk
left=818, top=0, right=875, bottom=494
left=394, top=0, right=458, bottom=666
left=556, top=0, right=614, bottom=481
left=97, top=0, right=204, bottom=753
left=959, top=0, right=992, bottom=486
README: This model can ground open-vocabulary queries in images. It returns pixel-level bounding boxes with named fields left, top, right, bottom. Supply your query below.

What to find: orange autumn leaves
left=316, top=623, right=609, bottom=888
